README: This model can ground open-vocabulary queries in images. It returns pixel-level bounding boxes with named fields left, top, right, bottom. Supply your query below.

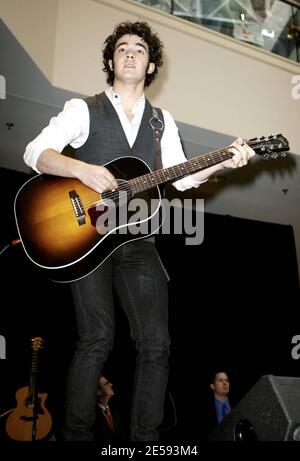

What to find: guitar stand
left=31, top=391, right=38, bottom=441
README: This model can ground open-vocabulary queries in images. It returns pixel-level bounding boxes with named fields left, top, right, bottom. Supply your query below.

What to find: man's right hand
left=78, top=163, right=118, bottom=193
left=36, top=149, right=118, bottom=193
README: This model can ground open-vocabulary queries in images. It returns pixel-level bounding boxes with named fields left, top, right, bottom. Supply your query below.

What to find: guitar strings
left=78, top=138, right=283, bottom=209
left=79, top=145, right=235, bottom=207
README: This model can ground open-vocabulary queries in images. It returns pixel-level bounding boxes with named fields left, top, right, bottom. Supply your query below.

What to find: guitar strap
left=149, top=107, right=170, bottom=283
left=149, top=107, right=164, bottom=170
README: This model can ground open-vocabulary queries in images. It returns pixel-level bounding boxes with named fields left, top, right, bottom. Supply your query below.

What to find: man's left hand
left=222, top=137, right=256, bottom=169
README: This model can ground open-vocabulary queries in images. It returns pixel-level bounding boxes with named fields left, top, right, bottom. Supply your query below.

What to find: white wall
left=0, top=0, right=58, bottom=81
left=1, top=0, right=300, bottom=153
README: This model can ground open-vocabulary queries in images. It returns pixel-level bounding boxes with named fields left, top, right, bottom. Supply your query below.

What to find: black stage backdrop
left=1, top=167, right=299, bottom=442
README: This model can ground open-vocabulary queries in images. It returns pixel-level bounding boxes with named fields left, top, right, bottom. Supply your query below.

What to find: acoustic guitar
left=6, top=337, right=52, bottom=441
left=14, top=134, right=289, bottom=282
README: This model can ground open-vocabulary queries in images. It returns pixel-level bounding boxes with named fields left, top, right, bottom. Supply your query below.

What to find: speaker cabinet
left=210, top=375, right=300, bottom=441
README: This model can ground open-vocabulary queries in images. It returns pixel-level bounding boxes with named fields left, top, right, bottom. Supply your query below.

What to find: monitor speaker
left=210, top=375, right=300, bottom=441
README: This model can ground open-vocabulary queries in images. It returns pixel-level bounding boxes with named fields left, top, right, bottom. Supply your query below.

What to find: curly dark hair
left=102, top=21, right=163, bottom=87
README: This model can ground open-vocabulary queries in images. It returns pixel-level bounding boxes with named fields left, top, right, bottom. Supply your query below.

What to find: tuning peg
left=271, top=153, right=278, bottom=159
left=281, top=152, right=287, bottom=157
left=263, top=153, right=269, bottom=160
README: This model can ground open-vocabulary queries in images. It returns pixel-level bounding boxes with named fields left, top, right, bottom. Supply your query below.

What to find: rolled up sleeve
left=161, top=110, right=206, bottom=191
left=23, top=98, right=89, bottom=172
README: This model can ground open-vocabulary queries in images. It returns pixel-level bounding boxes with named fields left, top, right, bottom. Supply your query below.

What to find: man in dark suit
left=94, top=376, right=125, bottom=442
left=210, top=371, right=231, bottom=424
left=203, top=371, right=232, bottom=440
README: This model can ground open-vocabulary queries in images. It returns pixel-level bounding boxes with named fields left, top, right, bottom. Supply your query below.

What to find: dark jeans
left=63, top=240, right=170, bottom=441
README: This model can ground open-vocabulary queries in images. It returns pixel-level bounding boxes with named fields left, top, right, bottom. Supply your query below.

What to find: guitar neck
left=128, top=146, right=234, bottom=194
left=29, top=350, right=39, bottom=396
left=29, top=374, right=37, bottom=397
left=126, top=134, right=289, bottom=194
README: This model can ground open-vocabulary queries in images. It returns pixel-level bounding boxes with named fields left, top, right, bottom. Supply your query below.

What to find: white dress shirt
left=24, top=87, right=203, bottom=191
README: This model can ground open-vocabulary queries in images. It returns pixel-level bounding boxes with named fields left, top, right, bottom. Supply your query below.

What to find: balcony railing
left=136, top=0, right=300, bottom=63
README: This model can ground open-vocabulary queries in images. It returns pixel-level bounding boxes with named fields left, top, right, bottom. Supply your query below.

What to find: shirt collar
left=215, top=398, right=229, bottom=409
left=98, top=403, right=110, bottom=412
left=105, top=86, right=145, bottom=112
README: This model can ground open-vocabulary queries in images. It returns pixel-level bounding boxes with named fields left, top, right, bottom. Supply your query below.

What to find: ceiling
left=1, top=19, right=300, bottom=279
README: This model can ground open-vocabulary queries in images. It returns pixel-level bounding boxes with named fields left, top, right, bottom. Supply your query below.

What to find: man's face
left=98, top=376, right=114, bottom=399
left=211, top=372, right=230, bottom=397
left=109, top=34, right=155, bottom=85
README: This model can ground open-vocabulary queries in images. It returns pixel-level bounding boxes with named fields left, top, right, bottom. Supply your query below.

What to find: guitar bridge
left=69, top=190, right=86, bottom=225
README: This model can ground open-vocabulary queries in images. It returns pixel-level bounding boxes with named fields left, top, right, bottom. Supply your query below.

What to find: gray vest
left=74, top=92, right=164, bottom=169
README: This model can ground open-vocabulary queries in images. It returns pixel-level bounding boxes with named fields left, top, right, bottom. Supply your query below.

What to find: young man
left=24, top=21, right=255, bottom=441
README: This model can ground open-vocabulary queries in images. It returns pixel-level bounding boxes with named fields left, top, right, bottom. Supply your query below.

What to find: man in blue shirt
left=210, top=371, right=231, bottom=424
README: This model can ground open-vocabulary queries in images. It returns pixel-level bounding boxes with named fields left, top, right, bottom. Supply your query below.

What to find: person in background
left=210, top=371, right=231, bottom=424
left=95, top=376, right=125, bottom=441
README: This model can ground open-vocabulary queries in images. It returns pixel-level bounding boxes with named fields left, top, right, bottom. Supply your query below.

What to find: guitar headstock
left=248, top=134, right=290, bottom=158
left=31, top=336, right=44, bottom=352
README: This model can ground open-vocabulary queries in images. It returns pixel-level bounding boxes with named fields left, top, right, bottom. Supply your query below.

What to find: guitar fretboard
left=125, top=135, right=288, bottom=194
left=31, top=350, right=39, bottom=374
left=128, top=149, right=234, bottom=193
left=128, top=148, right=232, bottom=194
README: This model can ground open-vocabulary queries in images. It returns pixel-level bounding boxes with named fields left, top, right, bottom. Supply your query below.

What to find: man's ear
left=210, top=384, right=215, bottom=391
left=147, top=62, right=155, bottom=75
left=108, top=59, right=113, bottom=71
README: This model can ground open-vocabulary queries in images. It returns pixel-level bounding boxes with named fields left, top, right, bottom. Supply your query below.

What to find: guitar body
left=6, top=386, right=52, bottom=441
left=15, top=156, right=161, bottom=282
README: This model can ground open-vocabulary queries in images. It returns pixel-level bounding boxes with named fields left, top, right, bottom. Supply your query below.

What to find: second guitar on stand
left=6, top=337, right=52, bottom=441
